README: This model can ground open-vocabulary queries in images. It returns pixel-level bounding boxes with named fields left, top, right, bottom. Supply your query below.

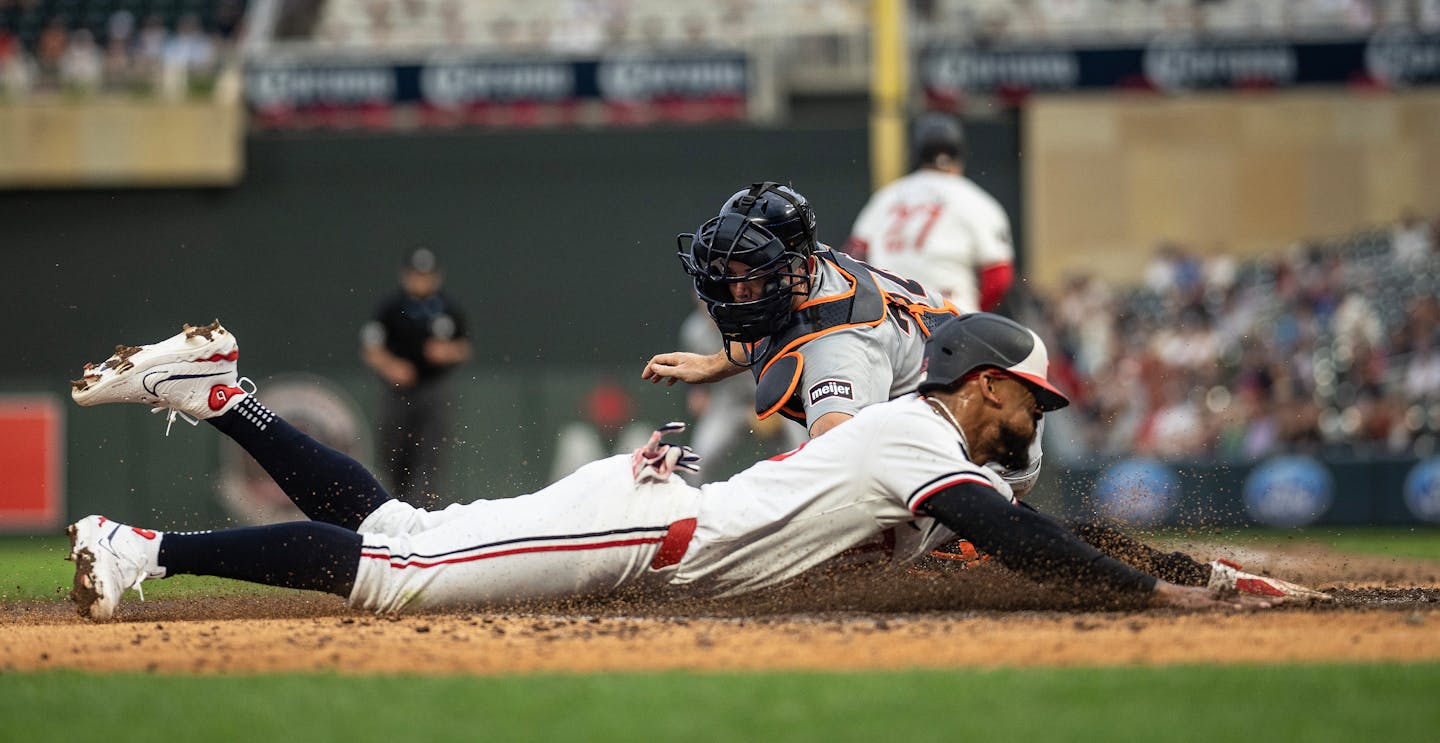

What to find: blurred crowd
left=0, top=0, right=244, bottom=98
left=308, top=0, right=1440, bottom=52
left=920, top=0, right=1440, bottom=43
left=1041, top=211, right=1440, bottom=465
left=7, top=0, right=1433, bottom=89
left=311, top=0, right=858, bottom=51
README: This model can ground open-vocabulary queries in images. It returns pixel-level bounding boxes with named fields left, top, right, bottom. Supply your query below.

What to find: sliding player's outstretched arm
left=917, top=483, right=1277, bottom=610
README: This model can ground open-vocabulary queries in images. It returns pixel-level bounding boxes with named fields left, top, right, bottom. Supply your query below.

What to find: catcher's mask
left=717, top=181, right=819, bottom=256
left=678, top=212, right=810, bottom=366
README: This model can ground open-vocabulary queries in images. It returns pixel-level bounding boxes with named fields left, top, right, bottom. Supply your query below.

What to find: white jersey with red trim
left=674, top=393, right=1012, bottom=596
left=345, top=394, right=1011, bottom=612
left=847, top=170, right=1013, bottom=314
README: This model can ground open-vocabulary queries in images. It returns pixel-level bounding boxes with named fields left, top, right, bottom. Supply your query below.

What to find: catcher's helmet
left=678, top=212, right=810, bottom=361
left=912, top=112, right=966, bottom=169
left=918, top=313, right=1069, bottom=411
left=718, top=181, right=819, bottom=256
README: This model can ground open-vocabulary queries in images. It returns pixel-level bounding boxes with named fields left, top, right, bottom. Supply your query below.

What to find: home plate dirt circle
left=4, top=547, right=1437, bottom=675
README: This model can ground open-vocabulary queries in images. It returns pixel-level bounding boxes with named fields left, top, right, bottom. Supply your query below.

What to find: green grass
left=1212, top=527, right=1440, bottom=562
left=1, top=664, right=1436, bottom=743
left=0, top=535, right=73, bottom=602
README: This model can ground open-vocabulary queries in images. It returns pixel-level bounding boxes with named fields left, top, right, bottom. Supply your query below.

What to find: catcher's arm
left=917, top=483, right=1277, bottom=610
left=642, top=349, right=747, bottom=386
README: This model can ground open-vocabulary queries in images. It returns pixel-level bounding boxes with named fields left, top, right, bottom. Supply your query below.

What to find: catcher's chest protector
left=751, top=251, right=956, bottom=425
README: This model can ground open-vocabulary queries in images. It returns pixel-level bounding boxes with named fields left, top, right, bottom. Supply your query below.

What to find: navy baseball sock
left=208, top=396, right=392, bottom=531
left=158, top=522, right=362, bottom=596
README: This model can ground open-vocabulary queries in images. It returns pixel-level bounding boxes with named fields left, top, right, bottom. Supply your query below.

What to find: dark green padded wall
left=1, top=120, right=1024, bottom=528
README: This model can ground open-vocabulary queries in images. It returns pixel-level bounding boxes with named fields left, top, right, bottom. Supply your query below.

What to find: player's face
left=990, top=375, right=1042, bottom=471
left=726, top=260, right=768, bottom=303
left=402, top=269, right=441, bottom=298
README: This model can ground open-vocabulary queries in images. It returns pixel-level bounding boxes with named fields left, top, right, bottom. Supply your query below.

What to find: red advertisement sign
left=0, top=397, right=64, bottom=532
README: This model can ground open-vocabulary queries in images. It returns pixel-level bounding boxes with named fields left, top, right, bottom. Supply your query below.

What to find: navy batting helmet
left=677, top=212, right=809, bottom=354
left=912, top=112, right=966, bottom=169
left=918, top=313, right=1069, bottom=411
left=718, top=181, right=819, bottom=256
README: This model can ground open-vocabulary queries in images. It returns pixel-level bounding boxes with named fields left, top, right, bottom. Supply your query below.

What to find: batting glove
left=631, top=421, right=701, bottom=484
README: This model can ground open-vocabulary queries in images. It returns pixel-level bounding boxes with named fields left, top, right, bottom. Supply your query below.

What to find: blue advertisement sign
left=1403, top=457, right=1440, bottom=524
left=1243, top=456, right=1334, bottom=528
left=1093, top=458, right=1178, bottom=527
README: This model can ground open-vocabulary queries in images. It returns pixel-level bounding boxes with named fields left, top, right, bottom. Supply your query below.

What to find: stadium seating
left=0, top=0, right=245, bottom=96
left=1045, top=216, right=1440, bottom=463
left=309, top=0, right=867, bottom=52
left=303, top=0, right=1438, bottom=52
left=0, top=0, right=245, bottom=51
left=919, top=0, right=1437, bottom=42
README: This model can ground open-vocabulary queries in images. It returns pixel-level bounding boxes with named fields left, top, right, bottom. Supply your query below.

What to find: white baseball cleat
left=1208, top=558, right=1332, bottom=601
left=70, top=320, right=250, bottom=433
left=67, top=515, right=166, bottom=621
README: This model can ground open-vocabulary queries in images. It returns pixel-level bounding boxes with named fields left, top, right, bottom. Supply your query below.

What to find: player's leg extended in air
left=66, top=322, right=699, bottom=620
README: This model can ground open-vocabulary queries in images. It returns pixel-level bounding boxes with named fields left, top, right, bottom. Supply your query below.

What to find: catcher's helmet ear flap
left=676, top=212, right=810, bottom=364
left=919, top=313, right=1069, bottom=411
left=718, top=182, right=819, bottom=256
left=912, top=112, right=966, bottom=169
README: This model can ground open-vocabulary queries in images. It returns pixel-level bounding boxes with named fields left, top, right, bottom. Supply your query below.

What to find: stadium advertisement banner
left=244, top=53, right=748, bottom=129
left=922, top=30, right=1440, bottom=100
left=0, top=396, right=64, bottom=533
left=1064, top=454, right=1432, bottom=527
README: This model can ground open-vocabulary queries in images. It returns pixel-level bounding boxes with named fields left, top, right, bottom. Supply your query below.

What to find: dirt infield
left=4, top=544, right=1438, bottom=675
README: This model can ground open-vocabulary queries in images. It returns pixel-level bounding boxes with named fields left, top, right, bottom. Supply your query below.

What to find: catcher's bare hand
left=1151, top=581, right=1281, bottom=611
left=642, top=351, right=736, bottom=385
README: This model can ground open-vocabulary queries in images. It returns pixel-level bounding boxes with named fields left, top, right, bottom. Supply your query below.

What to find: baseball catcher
left=643, top=181, right=1328, bottom=601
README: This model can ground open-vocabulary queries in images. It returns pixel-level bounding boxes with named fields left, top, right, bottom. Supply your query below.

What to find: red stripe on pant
left=362, top=518, right=699, bottom=571
left=363, top=536, right=664, bottom=570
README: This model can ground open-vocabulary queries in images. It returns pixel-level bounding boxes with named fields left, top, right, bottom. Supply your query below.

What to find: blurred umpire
left=360, top=247, right=472, bottom=507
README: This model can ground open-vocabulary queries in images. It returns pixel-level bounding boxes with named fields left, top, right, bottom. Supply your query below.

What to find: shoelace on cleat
left=152, top=406, right=199, bottom=437
left=150, top=376, right=258, bottom=436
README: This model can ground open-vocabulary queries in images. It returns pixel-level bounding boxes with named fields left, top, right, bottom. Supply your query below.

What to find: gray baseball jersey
left=749, top=250, right=956, bottom=427
left=795, top=257, right=936, bottom=422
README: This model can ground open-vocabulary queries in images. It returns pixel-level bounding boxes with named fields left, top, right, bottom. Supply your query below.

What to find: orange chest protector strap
left=885, top=295, right=960, bottom=338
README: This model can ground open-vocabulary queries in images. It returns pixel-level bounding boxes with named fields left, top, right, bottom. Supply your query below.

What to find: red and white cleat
left=70, top=321, right=250, bottom=433
left=1208, top=558, right=1332, bottom=601
left=66, top=515, right=166, bottom=621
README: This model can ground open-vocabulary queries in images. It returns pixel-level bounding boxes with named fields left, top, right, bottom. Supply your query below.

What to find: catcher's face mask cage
left=677, top=212, right=810, bottom=365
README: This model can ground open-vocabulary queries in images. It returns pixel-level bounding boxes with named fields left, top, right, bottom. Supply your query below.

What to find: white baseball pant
left=347, top=456, right=701, bottom=613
